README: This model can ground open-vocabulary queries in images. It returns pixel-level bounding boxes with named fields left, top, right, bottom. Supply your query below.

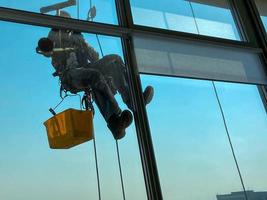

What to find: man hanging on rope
left=36, top=11, right=154, bottom=140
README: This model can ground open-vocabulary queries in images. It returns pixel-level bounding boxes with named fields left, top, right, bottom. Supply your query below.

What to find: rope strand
left=212, top=81, right=248, bottom=200
left=93, top=133, right=102, bottom=200
left=88, top=3, right=123, bottom=199
left=83, top=93, right=101, bottom=200
left=77, top=0, right=80, bottom=19
left=96, top=34, right=104, bottom=57
left=116, top=140, right=126, bottom=200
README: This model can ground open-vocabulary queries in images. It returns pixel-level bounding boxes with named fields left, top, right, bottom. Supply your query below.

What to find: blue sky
left=0, top=1, right=267, bottom=200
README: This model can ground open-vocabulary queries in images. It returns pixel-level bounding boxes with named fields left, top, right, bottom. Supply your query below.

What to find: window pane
left=130, top=0, right=198, bottom=34
left=254, top=0, right=267, bottom=32
left=0, top=21, right=146, bottom=200
left=141, top=75, right=245, bottom=200
left=189, top=1, right=240, bottom=40
left=134, top=35, right=267, bottom=85
left=215, top=82, right=267, bottom=192
left=130, top=0, right=241, bottom=40
left=0, top=0, right=118, bottom=25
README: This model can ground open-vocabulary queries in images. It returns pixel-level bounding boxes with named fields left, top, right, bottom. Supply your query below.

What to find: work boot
left=108, top=110, right=133, bottom=140
left=143, top=86, right=154, bottom=105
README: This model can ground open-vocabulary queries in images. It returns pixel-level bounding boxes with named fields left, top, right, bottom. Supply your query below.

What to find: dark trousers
left=61, top=54, right=132, bottom=122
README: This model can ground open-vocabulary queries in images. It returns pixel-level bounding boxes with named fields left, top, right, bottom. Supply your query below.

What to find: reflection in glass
left=130, top=0, right=241, bottom=40
left=217, top=190, right=267, bottom=200
left=141, top=75, right=245, bottom=200
left=0, top=21, right=146, bottom=200
left=0, top=0, right=118, bottom=25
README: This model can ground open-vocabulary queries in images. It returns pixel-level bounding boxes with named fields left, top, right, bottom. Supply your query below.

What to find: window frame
left=1, top=0, right=267, bottom=199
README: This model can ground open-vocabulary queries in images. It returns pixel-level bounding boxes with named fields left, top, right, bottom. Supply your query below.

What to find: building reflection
left=217, top=191, right=267, bottom=200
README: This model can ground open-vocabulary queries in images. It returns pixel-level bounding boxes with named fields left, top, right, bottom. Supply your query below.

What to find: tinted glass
left=141, top=74, right=267, bottom=200
left=0, top=21, right=147, bottom=200
left=130, top=0, right=241, bottom=40
left=0, top=0, right=118, bottom=25
left=215, top=82, right=267, bottom=192
left=134, top=35, right=266, bottom=85
left=141, top=75, right=246, bottom=200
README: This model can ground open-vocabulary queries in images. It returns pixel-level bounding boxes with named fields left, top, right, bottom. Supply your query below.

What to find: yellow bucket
left=44, top=108, right=94, bottom=149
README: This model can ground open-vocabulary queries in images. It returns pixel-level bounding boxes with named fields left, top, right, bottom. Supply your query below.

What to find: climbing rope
left=83, top=92, right=102, bottom=200
left=92, top=132, right=102, bottom=200
left=187, top=4, right=248, bottom=197
left=96, top=34, right=104, bottom=58
left=95, top=30, right=127, bottom=200
left=116, top=140, right=126, bottom=200
left=87, top=2, right=104, bottom=58
left=212, top=81, right=248, bottom=200
left=93, top=24, right=127, bottom=200
left=87, top=1, right=127, bottom=199
left=77, top=0, right=80, bottom=19
left=97, top=29, right=126, bottom=200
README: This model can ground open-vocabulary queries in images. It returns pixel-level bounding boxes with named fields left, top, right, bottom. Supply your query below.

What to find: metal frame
left=1, top=0, right=267, bottom=199
left=0, top=5, right=264, bottom=50
left=0, top=7, right=128, bottom=36
left=245, top=0, right=267, bottom=105
left=40, top=0, right=76, bottom=14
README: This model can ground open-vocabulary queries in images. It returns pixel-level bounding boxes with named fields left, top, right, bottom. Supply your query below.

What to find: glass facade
left=0, top=0, right=267, bottom=200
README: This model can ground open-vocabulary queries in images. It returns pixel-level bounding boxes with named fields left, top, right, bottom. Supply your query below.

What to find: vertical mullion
left=115, top=0, right=163, bottom=199
left=122, top=37, right=163, bottom=200
left=121, top=0, right=134, bottom=28
left=250, top=0, right=267, bottom=109
left=227, top=0, right=248, bottom=41
left=246, top=0, right=267, bottom=43
left=241, top=0, right=267, bottom=110
left=239, top=0, right=267, bottom=56
left=114, top=0, right=133, bottom=27
left=258, top=85, right=267, bottom=113
left=230, top=0, right=259, bottom=46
